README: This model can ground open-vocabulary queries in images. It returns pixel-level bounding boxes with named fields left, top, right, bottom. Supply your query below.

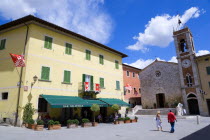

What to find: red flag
left=125, top=84, right=132, bottom=91
left=84, top=82, right=89, bottom=91
left=95, top=83, right=100, bottom=92
left=10, top=53, right=25, bottom=67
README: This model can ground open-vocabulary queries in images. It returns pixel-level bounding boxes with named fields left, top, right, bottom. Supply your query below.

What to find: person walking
left=168, top=110, right=177, bottom=133
left=156, top=111, right=162, bottom=131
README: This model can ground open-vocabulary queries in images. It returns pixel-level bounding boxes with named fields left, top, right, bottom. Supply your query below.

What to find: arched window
left=180, top=39, right=188, bottom=52
left=186, top=74, right=193, bottom=87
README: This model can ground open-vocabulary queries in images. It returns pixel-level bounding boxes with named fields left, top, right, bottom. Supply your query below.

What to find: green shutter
left=65, top=43, right=72, bottom=55
left=86, top=50, right=91, bottom=60
left=90, top=76, right=94, bottom=90
left=99, top=55, right=104, bottom=64
left=115, top=60, right=119, bottom=69
left=64, top=70, right=71, bottom=83
left=116, top=81, right=120, bottom=90
left=0, top=39, right=6, bottom=50
left=206, top=67, right=210, bottom=75
left=44, top=36, right=52, bottom=49
left=82, top=74, right=86, bottom=90
left=100, top=78, right=104, bottom=88
left=41, top=66, right=50, bottom=80
left=86, top=50, right=88, bottom=60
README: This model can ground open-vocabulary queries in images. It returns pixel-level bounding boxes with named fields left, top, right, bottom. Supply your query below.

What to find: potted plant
left=118, top=118, right=124, bottom=124
left=124, top=117, right=131, bottom=123
left=48, top=120, right=54, bottom=130
left=90, top=104, right=100, bottom=126
left=81, top=118, right=92, bottom=127
left=67, top=119, right=79, bottom=128
left=28, top=119, right=36, bottom=129
left=53, top=121, right=61, bottom=130
left=35, top=120, right=44, bottom=131
left=22, top=103, right=36, bottom=128
left=111, top=104, right=120, bottom=124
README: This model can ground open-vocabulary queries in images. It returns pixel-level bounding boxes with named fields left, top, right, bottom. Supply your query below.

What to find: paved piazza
left=0, top=115, right=210, bottom=140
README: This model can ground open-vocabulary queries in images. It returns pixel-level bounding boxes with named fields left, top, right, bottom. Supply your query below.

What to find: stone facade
left=139, top=60, right=182, bottom=109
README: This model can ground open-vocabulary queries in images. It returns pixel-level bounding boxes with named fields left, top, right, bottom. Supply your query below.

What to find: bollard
left=196, top=115, right=199, bottom=125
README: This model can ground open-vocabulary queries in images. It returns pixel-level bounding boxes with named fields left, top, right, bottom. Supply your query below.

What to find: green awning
left=98, top=98, right=130, bottom=106
left=41, top=95, right=108, bottom=108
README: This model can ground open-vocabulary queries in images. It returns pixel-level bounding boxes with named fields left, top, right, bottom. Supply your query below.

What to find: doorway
left=206, top=99, right=210, bottom=116
left=100, top=107, right=107, bottom=122
left=81, top=107, right=92, bottom=121
left=187, top=99, right=200, bottom=115
left=156, top=93, right=165, bottom=108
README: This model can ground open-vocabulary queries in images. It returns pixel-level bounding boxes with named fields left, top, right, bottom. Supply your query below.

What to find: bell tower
left=173, top=27, right=205, bottom=115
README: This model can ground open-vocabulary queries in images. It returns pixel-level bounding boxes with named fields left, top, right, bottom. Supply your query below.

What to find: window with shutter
left=206, top=67, right=210, bottom=75
left=65, top=43, right=72, bottom=55
left=99, top=55, right=104, bottom=65
left=44, top=36, right=53, bottom=49
left=86, top=50, right=91, bottom=60
left=115, top=60, right=119, bottom=69
left=41, top=66, right=50, bottom=80
left=116, top=81, right=120, bottom=90
left=100, top=78, right=104, bottom=88
left=0, top=39, right=6, bottom=50
left=64, top=70, right=71, bottom=83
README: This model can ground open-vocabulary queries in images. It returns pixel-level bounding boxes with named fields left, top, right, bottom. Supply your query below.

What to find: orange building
left=123, top=64, right=141, bottom=108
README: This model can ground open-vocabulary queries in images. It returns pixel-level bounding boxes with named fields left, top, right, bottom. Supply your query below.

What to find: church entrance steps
left=135, top=108, right=176, bottom=115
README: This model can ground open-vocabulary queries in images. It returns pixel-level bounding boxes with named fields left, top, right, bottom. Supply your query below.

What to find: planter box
left=92, top=122, right=98, bottom=127
left=82, top=122, right=92, bottom=127
left=124, top=120, right=131, bottom=123
left=113, top=121, right=118, bottom=124
left=48, top=125, right=54, bottom=130
left=53, top=124, right=61, bottom=130
left=118, top=121, right=124, bottom=124
left=35, top=125, right=44, bottom=131
left=131, top=119, right=137, bottom=123
left=28, top=124, right=36, bottom=130
left=67, top=124, right=78, bottom=128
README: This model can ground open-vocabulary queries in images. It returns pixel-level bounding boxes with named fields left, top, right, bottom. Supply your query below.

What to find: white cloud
left=196, top=50, right=210, bottom=56
left=126, top=7, right=202, bottom=52
left=0, top=0, right=112, bottom=44
left=168, top=56, right=178, bottom=63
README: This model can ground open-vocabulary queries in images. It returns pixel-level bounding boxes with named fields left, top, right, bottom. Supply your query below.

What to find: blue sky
left=0, top=0, right=209, bottom=68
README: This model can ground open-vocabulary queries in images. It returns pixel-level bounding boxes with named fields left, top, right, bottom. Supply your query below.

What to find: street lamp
left=31, top=75, right=38, bottom=87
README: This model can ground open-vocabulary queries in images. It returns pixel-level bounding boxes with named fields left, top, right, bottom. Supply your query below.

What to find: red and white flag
left=10, top=53, right=25, bottom=67
left=95, top=83, right=100, bottom=92
left=84, top=82, right=89, bottom=91
left=125, top=84, right=132, bottom=91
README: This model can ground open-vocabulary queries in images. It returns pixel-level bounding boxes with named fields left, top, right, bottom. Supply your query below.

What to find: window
left=86, top=50, right=91, bottom=60
left=99, top=55, right=104, bottom=65
left=206, top=67, right=210, bottom=75
left=139, top=88, right=141, bottom=93
left=63, top=70, right=71, bottom=83
left=100, top=78, right=104, bottom=88
left=0, top=39, right=6, bottom=50
left=41, top=66, right=50, bottom=81
left=38, top=98, right=48, bottom=112
left=126, top=71, right=129, bottom=76
left=44, top=36, right=53, bottom=49
left=115, top=60, right=119, bottom=69
left=65, top=43, right=72, bottom=55
left=186, top=74, right=193, bottom=87
left=205, top=58, right=209, bottom=61
left=116, top=81, right=120, bottom=90
left=209, top=82, right=210, bottom=88
left=180, top=39, right=187, bottom=52
left=82, top=74, right=93, bottom=90
left=133, top=72, right=135, bottom=77
left=2, top=92, right=8, bottom=100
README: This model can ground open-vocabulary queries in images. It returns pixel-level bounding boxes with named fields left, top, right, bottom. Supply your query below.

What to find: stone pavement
left=0, top=115, right=210, bottom=140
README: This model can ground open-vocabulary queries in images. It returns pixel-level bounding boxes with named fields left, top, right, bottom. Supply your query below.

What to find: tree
left=22, top=103, right=36, bottom=124
left=90, top=104, right=100, bottom=123
left=111, top=104, right=120, bottom=113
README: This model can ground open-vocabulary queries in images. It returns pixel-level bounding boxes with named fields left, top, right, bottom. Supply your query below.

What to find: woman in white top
left=156, top=111, right=162, bottom=131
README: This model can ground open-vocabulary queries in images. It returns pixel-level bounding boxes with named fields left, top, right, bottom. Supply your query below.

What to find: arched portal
left=187, top=94, right=200, bottom=115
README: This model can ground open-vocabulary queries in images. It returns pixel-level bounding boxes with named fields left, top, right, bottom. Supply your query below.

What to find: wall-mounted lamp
left=31, top=75, right=38, bottom=87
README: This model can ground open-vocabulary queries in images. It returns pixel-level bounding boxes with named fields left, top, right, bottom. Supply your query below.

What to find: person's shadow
left=150, top=130, right=170, bottom=133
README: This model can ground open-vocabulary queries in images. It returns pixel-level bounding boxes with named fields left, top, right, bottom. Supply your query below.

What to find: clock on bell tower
left=173, top=27, right=204, bottom=115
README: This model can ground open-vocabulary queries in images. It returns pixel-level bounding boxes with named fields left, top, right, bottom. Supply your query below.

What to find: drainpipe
left=14, top=23, right=29, bottom=126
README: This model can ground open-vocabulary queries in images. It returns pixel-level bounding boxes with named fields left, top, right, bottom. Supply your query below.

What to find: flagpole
left=14, top=23, right=29, bottom=126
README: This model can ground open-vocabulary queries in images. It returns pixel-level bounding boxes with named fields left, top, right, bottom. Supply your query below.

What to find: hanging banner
left=95, top=83, right=100, bottom=92
left=125, top=84, right=132, bottom=91
left=84, top=82, right=89, bottom=91
left=9, top=53, right=25, bottom=67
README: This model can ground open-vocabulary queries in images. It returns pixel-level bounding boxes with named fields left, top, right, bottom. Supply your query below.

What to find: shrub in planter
left=124, top=117, right=131, bottom=123
left=90, top=104, right=100, bottom=127
left=67, top=119, right=79, bottom=128
left=131, top=116, right=138, bottom=123
left=118, top=118, right=124, bottom=124
left=35, top=120, right=44, bottom=131
left=53, top=121, right=61, bottom=130
left=81, top=118, right=92, bottom=127
left=48, top=120, right=54, bottom=130
left=28, top=119, right=36, bottom=129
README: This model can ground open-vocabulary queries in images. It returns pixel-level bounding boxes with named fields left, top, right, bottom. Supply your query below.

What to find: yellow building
left=196, top=54, right=210, bottom=115
left=0, top=15, right=128, bottom=125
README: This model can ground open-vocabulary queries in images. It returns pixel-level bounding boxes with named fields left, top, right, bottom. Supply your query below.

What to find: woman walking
left=156, top=111, right=163, bottom=131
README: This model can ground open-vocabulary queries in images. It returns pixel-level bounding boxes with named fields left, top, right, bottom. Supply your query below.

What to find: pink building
left=123, top=64, right=141, bottom=108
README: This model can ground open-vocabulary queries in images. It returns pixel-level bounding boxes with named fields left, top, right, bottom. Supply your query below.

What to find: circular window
left=155, top=71, right=161, bottom=77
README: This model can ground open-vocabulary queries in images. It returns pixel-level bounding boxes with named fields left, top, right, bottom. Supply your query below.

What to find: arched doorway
left=187, top=94, right=200, bottom=115
left=156, top=93, right=165, bottom=108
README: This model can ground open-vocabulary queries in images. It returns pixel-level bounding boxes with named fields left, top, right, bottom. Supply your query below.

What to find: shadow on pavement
left=150, top=130, right=170, bottom=133
left=181, top=125, right=210, bottom=140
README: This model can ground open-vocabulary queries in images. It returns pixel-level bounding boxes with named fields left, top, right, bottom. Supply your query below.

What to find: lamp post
left=31, top=75, right=38, bottom=87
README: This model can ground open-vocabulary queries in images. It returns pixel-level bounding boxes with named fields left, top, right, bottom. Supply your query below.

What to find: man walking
left=168, top=110, right=177, bottom=133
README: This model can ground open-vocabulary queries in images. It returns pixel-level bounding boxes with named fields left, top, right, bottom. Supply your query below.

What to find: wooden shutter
left=64, top=70, right=71, bottom=83
left=86, top=50, right=89, bottom=60
left=41, top=66, right=50, bottom=80
left=44, top=36, right=52, bottom=49
left=82, top=74, right=86, bottom=90
left=116, top=81, right=120, bottom=90
left=207, top=67, right=210, bottom=75
left=99, top=55, right=104, bottom=64
left=90, top=76, right=94, bottom=90
left=115, top=60, right=119, bottom=69
left=0, top=39, right=6, bottom=50
left=65, top=43, right=72, bottom=55
left=100, top=78, right=104, bottom=88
